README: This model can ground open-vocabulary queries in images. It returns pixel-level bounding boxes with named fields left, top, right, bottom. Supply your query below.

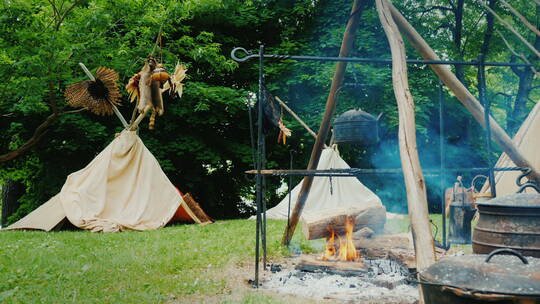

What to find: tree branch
left=0, top=113, right=58, bottom=163
left=419, top=5, right=453, bottom=18
left=54, top=0, right=84, bottom=31
left=480, top=1, right=540, bottom=58
left=62, top=108, right=86, bottom=114
left=500, top=0, right=540, bottom=37
left=497, top=30, right=540, bottom=78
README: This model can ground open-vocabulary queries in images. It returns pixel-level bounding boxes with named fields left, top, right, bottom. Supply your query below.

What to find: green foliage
left=1, top=0, right=539, bottom=220
left=0, top=0, right=320, bottom=222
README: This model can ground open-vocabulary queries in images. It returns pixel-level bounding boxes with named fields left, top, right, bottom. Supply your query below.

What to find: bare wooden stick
left=130, top=99, right=140, bottom=125
left=376, top=0, right=435, bottom=272
left=274, top=96, right=318, bottom=139
left=282, top=0, right=364, bottom=245
left=479, top=2, right=540, bottom=58
left=129, top=105, right=151, bottom=130
left=78, top=63, right=129, bottom=128
left=387, top=2, right=540, bottom=185
left=78, top=62, right=96, bottom=81
left=500, top=0, right=540, bottom=37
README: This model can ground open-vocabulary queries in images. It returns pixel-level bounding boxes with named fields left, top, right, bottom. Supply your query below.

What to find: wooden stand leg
left=376, top=0, right=435, bottom=273
left=387, top=2, right=540, bottom=185
left=282, top=0, right=365, bottom=245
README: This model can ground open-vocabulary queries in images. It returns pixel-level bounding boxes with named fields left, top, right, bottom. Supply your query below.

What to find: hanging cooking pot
left=473, top=192, right=540, bottom=257
left=419, top=248, right=540, bottom=304
left=333, top=109, right=382, bottom=145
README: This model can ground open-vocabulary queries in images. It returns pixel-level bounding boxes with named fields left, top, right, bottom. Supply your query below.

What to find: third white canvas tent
left=263, top=146, right=383, bottom=220
left=483, top=101, right=540, bottom=196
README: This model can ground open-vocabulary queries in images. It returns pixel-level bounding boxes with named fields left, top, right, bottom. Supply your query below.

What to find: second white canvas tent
left=483, top=101, right=540, bottom=196
left=263, top=146, right=383, bottom=220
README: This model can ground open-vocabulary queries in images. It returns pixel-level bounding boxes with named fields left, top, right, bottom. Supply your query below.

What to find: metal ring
left=231, top=47, right=255, bottom=62
left=485, top=248, right=529, bottom=264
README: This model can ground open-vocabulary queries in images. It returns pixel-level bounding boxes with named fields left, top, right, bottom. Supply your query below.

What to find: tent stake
left=282, top=0, right=364, bottom=245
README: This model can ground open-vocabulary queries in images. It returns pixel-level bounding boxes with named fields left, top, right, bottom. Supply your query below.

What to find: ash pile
left=263, top=258, right=418, bottom=304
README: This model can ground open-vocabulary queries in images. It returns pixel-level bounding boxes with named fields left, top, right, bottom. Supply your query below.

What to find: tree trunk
left=1, top=180, right=25, bottom=227
left=376, top=0, right=436, bottom=272
left=508, top=5, right=540, bottom=134
left=453, top=0, right=466, bottom=85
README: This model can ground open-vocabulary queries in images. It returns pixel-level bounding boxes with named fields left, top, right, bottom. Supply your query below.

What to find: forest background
left=1, top=0, right=538, bottom=224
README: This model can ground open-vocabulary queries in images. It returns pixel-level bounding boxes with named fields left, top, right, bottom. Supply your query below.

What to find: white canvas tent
left=483, top=101, right=540, bottom=196
left=7, top=130, right=205, bottom=232
left=263, top=146, right=383, bottom=220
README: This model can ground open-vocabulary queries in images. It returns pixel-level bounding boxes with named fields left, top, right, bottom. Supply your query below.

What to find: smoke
left=361, top=125, right=493, bottom=214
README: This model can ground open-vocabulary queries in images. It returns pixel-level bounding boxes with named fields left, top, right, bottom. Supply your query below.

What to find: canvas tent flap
left=8, top=131, right=182, bottom=232
left=6, top=195, right=66, bottom=231
left=59, top=130, right=181, bottom=232
left=484, top=101, right=540, bottom=196
left=263, top=146, right=383, bottom=220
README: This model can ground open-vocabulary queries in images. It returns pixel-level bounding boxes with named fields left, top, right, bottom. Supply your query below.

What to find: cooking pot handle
left=441, top=286, right=514, bottom=301
left=485, top=248, right=529, bottom=264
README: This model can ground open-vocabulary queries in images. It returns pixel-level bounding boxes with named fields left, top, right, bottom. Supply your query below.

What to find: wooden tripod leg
left=282, top=0, right=365, bottom=245
left=376, top=0, right=435, bottom=272
left=387, top=1, right=540, bottom=185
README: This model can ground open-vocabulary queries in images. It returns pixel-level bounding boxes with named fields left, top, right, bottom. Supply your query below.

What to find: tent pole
left=387, top=1, right=540, bottom=186
left=282, top=0, right=364, bottom=245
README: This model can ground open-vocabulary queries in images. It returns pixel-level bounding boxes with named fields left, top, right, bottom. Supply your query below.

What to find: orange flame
left=322, top=216, right=359, bottom=262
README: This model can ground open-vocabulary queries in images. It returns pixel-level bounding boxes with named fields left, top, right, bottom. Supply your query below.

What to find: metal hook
left=231, top=47, right=256, bottom=62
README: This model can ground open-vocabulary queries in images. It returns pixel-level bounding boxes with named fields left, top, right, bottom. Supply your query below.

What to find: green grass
left=0, top=215, right=469, bottom=303
left=0, top=220, right=314, bottom=304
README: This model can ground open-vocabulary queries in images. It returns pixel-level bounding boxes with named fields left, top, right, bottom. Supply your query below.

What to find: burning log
left=296, top=255, right=368, bottom=277
left=301, top=206, right=386, bottom=240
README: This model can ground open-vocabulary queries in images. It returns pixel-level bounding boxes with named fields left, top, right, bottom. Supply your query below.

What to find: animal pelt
left=126, top=58, right=187, bottom=130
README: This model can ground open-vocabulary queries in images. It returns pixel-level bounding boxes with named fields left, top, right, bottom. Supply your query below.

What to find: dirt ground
left=173, top=256, right=335, bottom=304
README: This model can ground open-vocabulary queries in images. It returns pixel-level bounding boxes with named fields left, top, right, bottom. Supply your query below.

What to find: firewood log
left=301, top=206, right=386, bottom=240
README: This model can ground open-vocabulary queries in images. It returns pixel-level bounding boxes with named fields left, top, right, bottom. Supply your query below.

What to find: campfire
left=322, top=216, right=359, bottom=262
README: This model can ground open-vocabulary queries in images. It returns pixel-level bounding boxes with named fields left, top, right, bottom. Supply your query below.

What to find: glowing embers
left=322, top=216, right=359, bottom=262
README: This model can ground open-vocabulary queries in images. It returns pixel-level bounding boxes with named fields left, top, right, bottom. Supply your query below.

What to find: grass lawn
left=0, top=220, right=315, bottom=304
left=0, top=214, right=469, bottom=303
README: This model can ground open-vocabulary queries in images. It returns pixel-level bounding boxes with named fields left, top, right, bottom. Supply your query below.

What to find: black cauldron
left=333, top=109, right=382, bottom=145
left=473, top=193, right=540, bottom=257
left=419, top=249, right=540, bottom=303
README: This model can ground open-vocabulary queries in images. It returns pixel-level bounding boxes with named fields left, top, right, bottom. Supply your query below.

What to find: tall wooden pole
left=387, top=2, right=540, bottom=185
left=376, top=0, right=435, bottom=272
left=282, top=0, right=364, bottom=245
